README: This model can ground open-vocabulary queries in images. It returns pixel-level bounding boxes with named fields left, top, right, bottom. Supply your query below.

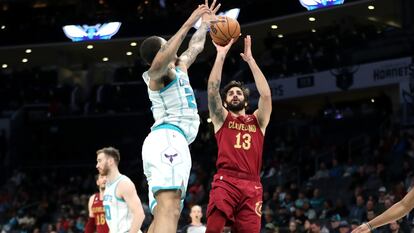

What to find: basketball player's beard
left=226, top=100, right=246, bottom=112
left=100, top=164, right=110, bottom=176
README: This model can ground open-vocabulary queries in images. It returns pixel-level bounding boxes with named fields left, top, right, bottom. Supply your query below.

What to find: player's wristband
left=364, top=222, right=374, bottom=232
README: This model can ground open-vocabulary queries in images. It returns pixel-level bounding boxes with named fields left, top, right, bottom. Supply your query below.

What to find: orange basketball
left=210, top=16, right=241, bottom=46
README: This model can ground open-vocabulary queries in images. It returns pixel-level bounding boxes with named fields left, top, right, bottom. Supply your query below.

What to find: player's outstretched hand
left=240, top=35, right=254, bottom=62
left=188, top=4, right=211, bottom=25
left=351, top=223, right=371, bottom=233
left=202, top=0, right=224, bottom=25
left=212, top=39, right=234, bottom=55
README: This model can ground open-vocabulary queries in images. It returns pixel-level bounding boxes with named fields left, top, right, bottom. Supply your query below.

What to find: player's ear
left=109, top=157, right=115, bottom=165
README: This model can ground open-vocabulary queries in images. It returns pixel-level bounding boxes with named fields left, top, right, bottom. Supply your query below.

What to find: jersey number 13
left=234, top=132, right=251, bottom=150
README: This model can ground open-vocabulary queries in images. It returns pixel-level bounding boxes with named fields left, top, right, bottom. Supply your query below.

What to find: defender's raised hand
left=188, top=4, right=211, bottom=25
left=202, top=0, right=222, bottom=24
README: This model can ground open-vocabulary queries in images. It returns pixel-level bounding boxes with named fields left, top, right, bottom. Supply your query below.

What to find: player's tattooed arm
left=179, top=22, right=209, bottom=68
left=208, top=79, right=225, bottom=123
left=179, top=1, right=221, bottom=69
left=208, top=53, right=227, bottom=130
left=149, top=5, right=209, bottom=78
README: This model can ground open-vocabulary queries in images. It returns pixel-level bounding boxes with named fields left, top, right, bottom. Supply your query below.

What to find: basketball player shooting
left=205, top=35, right=272, bottom=233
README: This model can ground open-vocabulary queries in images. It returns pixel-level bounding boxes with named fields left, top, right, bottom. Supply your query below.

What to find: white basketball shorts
left=141, top=124, right=191, bottom=213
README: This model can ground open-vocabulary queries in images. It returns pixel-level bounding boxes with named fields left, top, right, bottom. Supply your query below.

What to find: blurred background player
left=205, top=35, right=272, bottom=233
left=96, top=147, right=145, bottom=233
left=139, top=1, right=221, bottom=232
left=85, top=174, right=109, bottom=233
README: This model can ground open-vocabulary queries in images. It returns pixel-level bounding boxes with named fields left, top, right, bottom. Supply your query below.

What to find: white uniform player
left=97, top=147, right=144, bottom=232
left=142, top=67, right=200, bottom=143
left=142, top=67, right=200, bottom=213
left=103, top=175, right=140, bottom=233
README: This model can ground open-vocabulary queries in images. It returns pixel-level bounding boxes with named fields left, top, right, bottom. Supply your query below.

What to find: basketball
left=210, top=16, right=241, bottom=46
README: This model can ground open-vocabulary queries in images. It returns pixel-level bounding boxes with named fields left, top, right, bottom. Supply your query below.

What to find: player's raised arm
left=178, top=0, right=221, bottom=71
left=148, top=4, right=210, bottom=80
left=240, top=35, right=272, bottom=132
left=207, top=40, right=234, bottom=131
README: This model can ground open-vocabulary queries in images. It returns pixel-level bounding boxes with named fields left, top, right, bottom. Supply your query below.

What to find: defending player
left=139, top=1, right=221, bottom=232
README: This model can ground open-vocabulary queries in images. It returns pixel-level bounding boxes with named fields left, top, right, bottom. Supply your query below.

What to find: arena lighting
left=22, top=58, right=28, bottom=63
left=62, top=22, right=121, bottom=42
left=102, top=57, right=109, bottom=62
left=271, top=25, right=278, bottom=29
left=1, top=64, right=7, bottom=69
left=126, top=51, right=133, bottom=56
left=278, top=34, right=284, bottom=38
left=193, top=8, right=240, bottom=29
left=308, top=17, right=316, bottom=22
left=25, top=49, right=32, bottom=54
left=368, top=5, right=375, bottom=10
left=87, top=45, right=94, bottom=49
left=1, top=25, right=5, bottom=30
left=130, top=42, right=137, bottom=47
left=300, top=0, right=345, bottom=11
left=311, top=29, right=317, bottom=32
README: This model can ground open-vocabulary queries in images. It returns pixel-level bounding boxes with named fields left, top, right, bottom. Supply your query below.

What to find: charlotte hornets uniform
left=103, top=175, right=134, bottom=233
left=142, top=67, right=200, bottom=213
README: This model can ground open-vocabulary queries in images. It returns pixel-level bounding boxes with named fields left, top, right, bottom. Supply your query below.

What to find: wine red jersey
left=215, top=113, right=264, bottom=176
left=91, top=193, right=109, bottom=233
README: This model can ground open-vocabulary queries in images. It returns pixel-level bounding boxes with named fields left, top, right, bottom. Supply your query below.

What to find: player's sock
left=206, top=208, right=227, bottom=233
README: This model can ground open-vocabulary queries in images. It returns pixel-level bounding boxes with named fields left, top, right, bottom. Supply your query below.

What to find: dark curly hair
left=221, top=80, right=250, bottom=108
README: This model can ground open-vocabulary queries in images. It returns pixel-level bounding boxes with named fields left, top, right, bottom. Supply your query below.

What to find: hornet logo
left=63, top=22, right=121, bottom=42
left=161, top=147, right=182, bottom=165
left=330, top=66, right=358, bottom=91
left=164, top=153, right=178, bottom=163
left=299, top=0, right=345, bottom=11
